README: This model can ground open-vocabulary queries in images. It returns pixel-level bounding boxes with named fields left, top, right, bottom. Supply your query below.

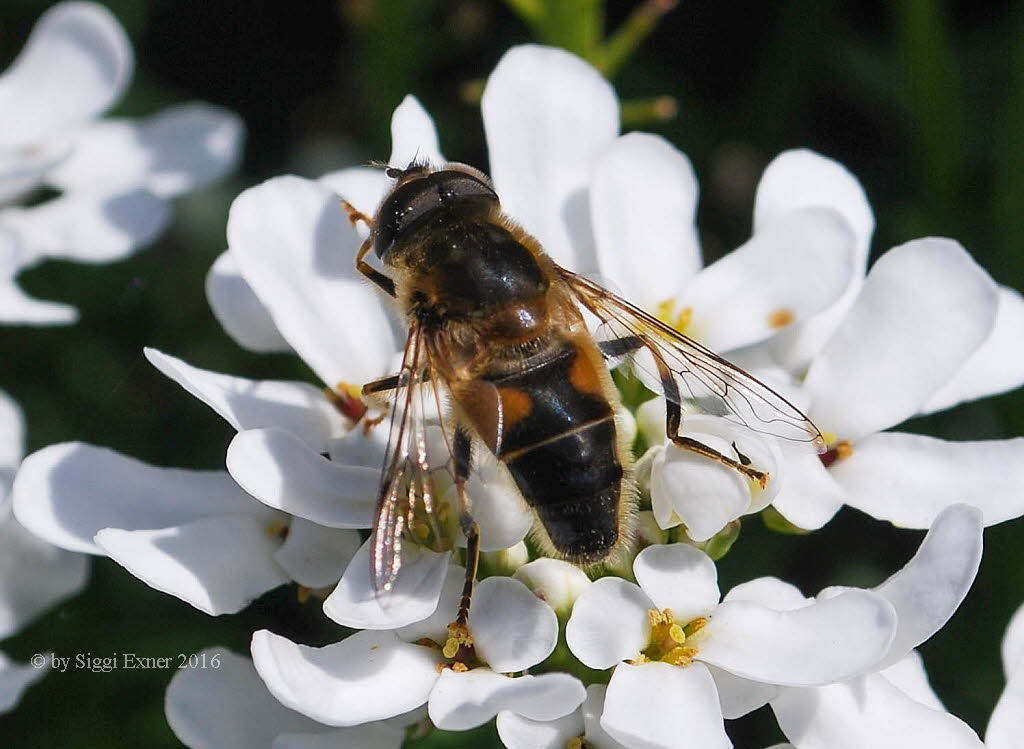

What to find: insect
left=345, top=161, right=823, bottom=650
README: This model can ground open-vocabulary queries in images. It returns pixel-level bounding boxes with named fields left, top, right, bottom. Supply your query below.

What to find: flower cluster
left=9, top=41, right=1024, bottom=746
left=0, top=0, right=241, bottom=714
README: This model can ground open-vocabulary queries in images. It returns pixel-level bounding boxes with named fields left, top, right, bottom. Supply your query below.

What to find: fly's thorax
left=397, top=215, right=554, bottom=340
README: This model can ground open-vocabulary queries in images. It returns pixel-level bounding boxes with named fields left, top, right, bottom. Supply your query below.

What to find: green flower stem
left=598, top=0, right=678, bottom=77
left=620, top=95, right=679, bottom=127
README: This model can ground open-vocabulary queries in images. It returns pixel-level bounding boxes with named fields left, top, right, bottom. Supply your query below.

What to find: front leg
left=344, top=199, right=397, bottom=299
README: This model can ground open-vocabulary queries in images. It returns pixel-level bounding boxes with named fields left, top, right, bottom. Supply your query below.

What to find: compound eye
left=372, top=179, right=439, bottom=259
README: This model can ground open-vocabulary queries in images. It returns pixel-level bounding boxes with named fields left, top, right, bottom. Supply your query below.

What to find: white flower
left=564, top=543, right=898, bottom=748
left=497, top=683, right=625, bottom=749
left=0, top=1, right=242, bottom=324
left=165, top=646, right=410, bottom=749
left=641, top=409, right=783, bottom=542
left=0, top=392, right=87, bottom=714
left=764, top=238, right=1024, bottom=531
left=481, top=47, right=857, bottom=356
left=985, top=601, right=1024, bottom=748
left=761, top=505, right=985, bottom=747
left=250, top=572, right=583, bottom=732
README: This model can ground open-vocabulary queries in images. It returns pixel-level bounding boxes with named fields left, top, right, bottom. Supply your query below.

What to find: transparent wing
left=560, top=267, right=825, bottom=451
left=370, top=320, right=453, bottom=595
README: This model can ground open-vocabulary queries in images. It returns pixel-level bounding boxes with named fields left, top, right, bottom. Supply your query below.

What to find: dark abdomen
left=482, top=338, right=624, bottom=563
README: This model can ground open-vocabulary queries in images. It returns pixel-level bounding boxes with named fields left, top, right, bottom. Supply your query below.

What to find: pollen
left=266, top=519, right=289, bottom=539
left=325, top=381, right=368, bottom=423
left=638, top=609, right=709, bottom=666
left=656, top=299, right=694, bottom=334
left=767, top=307, right=795, bottom=329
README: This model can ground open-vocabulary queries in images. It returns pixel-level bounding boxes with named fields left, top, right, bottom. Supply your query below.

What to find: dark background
left=1, top=1, right=1022, bottom=745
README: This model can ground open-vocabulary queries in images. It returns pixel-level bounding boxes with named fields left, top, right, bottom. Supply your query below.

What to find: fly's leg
left=649, top=344, right=768, bottom=488
left=444, top=427, right=480, bottom=664
left=342, top=200, right=373, bottom=229
left=346, top=200, right=397, bottom=299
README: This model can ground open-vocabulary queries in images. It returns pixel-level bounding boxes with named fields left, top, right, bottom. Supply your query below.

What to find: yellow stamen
left=684, top=617, right=709, bottom=637
left=296, top=586, right=312, bottom=604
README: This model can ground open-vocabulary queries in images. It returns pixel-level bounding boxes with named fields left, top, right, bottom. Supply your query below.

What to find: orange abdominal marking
left=767, top=307, right=795, bottom=329
left=568, top=347, right=604, bottom=395
left=498, top=387, right=534, bottom=427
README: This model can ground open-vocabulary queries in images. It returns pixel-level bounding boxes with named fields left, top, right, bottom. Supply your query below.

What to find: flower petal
left=145, top=348, right=341, bottom=451
left=166, top=647, right=324, bottom=748
left=753, top=149, right=874, bottom=375
left=456, top=456, right=532, bottom=552
left=0, top=140, right=68, bottom=204
left=482, top=45, right=617, bottom=269
left=987, top=667, right=1024, bottom=749
left=226, top=428, right=377, bottom=527
left=881, top=651, right=945, bottom=711
left=753, top=149, right=874, bottom=264
left=3, top=187, right=170, bottom=263
left=496, top=709, right=584, bottom=749
left=581, top=684, right=627, bottom=749
left=1001, top=601, right=1024, bottom=678
left=226, top=176, right=398, bottom=386
left=681, top=207, right=855, bottom=352
left=832, top=432, right=1024, bottom=528
left=205, top=250, right=290, bottom=353
left=388, top=95, right=443, bottom=168
left=95, top=514, right=289, bottom=615
left=870, top=504, right=982, bottom=668
left=428, top=669, right=585, bottom=731
left=322, top=538, right=449, bottom=630
left=771, top=675, right=983, bottom=749
left=589, top=132, right=701, bottom=307
left=48, top=103, right=243, bottom=197
left=317, top=167, right=390, bottom=226
left=0, top=511, right=88, bottom=639
left=0, top=2, right=131, bottom=146
left=922, top=285, right=1024, bottom=413
left=250, top=629, right=438, bottom=726
left=471, top=576, right=559, bottom=673
left=0, top=266, right=78, bottom=324
left=513, top=557, right=592, bottom=617
left=649, top=433, right=744, bottom=538
left=706, top=663, right=778, bottom=719
left=566, top=577, right=652, bottom=670
left=601, top=661, right=730, bottom=749
left=700, top=590, right=896, bottom=685
left=273, top=519, right=360, bottom=590
left=803, top=239, right=999, bottom=441
left=273, top=724, right=405, bottom=749
left=721, top=577, right=809, bottom=609
left=0, top=651, right=45, bottom=714
left=13, top=442, right=273, bottom=554
left=633, top=543, right=720, bottom=621
left=769, top=449, right=845, bottom=531
left=0, top=388, right=25, bottom=503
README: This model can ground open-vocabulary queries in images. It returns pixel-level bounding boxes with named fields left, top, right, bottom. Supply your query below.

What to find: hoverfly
left=345, top=161, right=823, bottom=646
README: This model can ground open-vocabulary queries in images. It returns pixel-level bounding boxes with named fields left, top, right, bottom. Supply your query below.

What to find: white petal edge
left=13, top=442, right=274, bottom=554
left=872, top=504, right=983, bottom=668
left=165, top=646, right=324, bottom=748
left=832, top=432, right=1024, bottom=528
left=699, top=590, right=897, bottom=685
left=205, top=250, right=290, bottom=353
left=251, top=629, right=438, bottom=727
left=95, top=514, right=290, bottom=615
left=145, top=348, right=341, bottom=451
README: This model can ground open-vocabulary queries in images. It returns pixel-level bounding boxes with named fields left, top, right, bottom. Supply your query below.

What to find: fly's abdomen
left=481, top=338, right=625, bottom=563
